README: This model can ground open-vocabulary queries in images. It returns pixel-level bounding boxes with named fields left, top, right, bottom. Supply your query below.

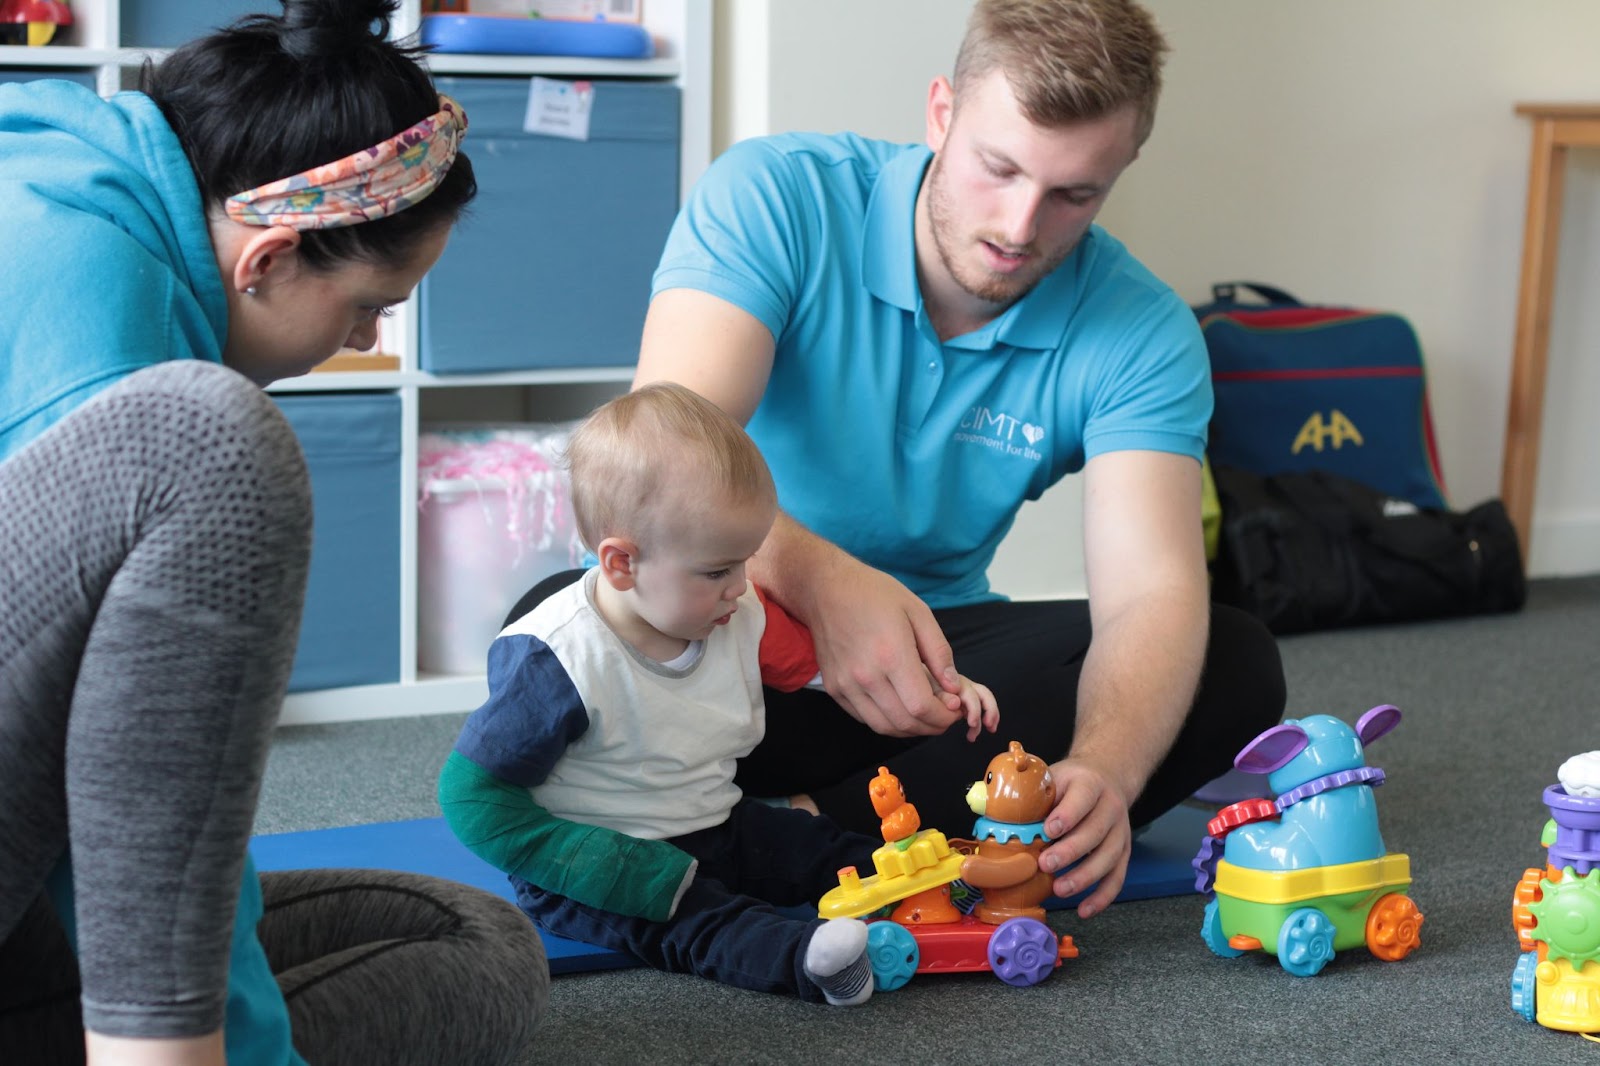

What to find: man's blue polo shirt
left=653, top=131, right=1210, bottom=609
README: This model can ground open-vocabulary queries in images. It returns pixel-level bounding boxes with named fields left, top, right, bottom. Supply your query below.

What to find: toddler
left=440, top=381, right=997, bottom=1004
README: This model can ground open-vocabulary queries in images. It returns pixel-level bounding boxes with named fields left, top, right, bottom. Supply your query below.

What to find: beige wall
left=713, top=0, right=1600, bottom=598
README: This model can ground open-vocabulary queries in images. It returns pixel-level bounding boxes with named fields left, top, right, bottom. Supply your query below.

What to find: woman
left=0, top=2, right=547, bottom=1063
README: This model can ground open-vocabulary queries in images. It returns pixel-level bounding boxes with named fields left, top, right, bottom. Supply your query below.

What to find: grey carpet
left=259, top=576, right=1600, bottom=1065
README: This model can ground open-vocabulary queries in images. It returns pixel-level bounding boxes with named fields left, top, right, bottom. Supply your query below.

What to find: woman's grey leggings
left=0, top=363, right=546, bottom=1063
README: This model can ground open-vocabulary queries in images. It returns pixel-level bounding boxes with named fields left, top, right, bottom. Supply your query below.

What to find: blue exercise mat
left=250, top=818, right=633, bottom=974
left=250, top=804, right=1212, bottom=974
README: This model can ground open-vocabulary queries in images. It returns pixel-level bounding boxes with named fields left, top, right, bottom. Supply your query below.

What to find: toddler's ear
left=596, top=538, right=640, bottom=591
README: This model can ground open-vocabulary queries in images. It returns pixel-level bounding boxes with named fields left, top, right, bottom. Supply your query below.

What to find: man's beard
left=925, top=153, right=1076, bottom=308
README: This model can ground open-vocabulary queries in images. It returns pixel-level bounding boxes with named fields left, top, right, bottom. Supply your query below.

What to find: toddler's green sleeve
left=438, top=751, right=696, bottom=922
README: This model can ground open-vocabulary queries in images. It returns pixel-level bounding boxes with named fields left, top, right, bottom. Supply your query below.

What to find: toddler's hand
left=922, top=668, right=998, bottom=742
left=955, top=675, right=998, bottom=742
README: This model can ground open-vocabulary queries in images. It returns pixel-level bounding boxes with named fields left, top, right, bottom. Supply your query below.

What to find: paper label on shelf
left=475, top=0, right=642, bottom=19
left=552, top=0, right=645, bottom=21
left=523, top=77, right=595, bottom=141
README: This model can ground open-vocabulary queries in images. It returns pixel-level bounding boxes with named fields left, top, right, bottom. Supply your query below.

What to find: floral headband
left=224, top=96, right=468, bottom=230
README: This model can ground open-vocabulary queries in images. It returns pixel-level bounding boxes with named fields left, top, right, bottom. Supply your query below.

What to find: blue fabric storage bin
left=119, top=0, right=264, bottom=47
left=274, top=392, right=401, bottom=693
left=0, top=68, right=96, bottom=88
left=420, top=77, right=680, bottom=373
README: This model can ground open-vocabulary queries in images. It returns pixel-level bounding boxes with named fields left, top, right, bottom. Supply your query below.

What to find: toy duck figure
left=959, top=741, right=1055, bottom=925
left=870, top=766, right=961, bottom=925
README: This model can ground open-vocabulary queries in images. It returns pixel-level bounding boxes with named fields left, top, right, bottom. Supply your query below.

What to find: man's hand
left=1037, top=759, right=1135, bottom=920
left=808, top=559, right=965, bottom=738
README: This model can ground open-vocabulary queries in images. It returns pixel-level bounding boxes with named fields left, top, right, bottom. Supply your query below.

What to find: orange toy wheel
left=1512, top=867, right=1545, bottom=952
left=1206, top=798, right=1278, bottom=839
left=1366, top=893, right=1424, bottom=961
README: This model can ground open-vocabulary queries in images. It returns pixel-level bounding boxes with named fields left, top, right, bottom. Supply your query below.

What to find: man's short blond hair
left=953, top=0, right=1169, bottom=145
left=567, top=381, right=776, bottom=552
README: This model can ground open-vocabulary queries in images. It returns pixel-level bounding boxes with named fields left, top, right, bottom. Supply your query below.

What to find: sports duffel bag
left=1195, top=281, right=1448, bottom=510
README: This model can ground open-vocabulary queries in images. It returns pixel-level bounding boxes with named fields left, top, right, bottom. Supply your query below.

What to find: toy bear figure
left=957, top=741, right=1056, bottom=925
left=869, top=765, right=921, bottom=846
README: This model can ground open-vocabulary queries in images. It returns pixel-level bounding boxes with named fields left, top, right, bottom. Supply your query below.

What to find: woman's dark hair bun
left=278, top=0, right=397, bottom=60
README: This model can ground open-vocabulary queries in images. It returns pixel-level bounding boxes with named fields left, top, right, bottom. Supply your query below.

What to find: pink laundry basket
left=417, top=425, right=584, bottom=676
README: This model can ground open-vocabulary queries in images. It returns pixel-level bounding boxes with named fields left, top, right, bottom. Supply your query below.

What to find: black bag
left=1210, top=464, right=1525, bottom=635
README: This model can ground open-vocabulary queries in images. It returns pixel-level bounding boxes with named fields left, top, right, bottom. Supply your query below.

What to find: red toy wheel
left=1206, top=797, right=1277, bottom=839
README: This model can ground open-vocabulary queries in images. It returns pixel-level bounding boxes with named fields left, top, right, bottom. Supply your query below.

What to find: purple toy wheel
left=987, top=917, right=1059, bottom=987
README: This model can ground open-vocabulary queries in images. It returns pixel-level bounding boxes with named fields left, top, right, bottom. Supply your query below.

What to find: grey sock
left=803, top=918, right=873, bottom=1006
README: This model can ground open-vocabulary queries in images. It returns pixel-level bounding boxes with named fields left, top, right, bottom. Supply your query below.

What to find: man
left=633, top=0, right=1285, bottom=919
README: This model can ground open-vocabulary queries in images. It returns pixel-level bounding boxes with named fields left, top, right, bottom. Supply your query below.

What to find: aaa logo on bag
left=1291, top=409, right=1364, bottom=455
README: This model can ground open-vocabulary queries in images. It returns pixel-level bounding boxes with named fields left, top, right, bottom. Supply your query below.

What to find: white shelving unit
left=2, top=0, right=713, bottom=725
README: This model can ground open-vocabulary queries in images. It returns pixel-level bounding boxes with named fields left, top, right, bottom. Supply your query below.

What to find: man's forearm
left=747, top=511, right=846, bottom=626
left=1067, top=590, right=1209, bottom=804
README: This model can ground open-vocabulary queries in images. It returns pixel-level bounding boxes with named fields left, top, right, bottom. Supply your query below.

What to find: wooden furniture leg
left=1502, top=104, right=1600, bottom=562
left=1502, top=115, right=1566, bottom=559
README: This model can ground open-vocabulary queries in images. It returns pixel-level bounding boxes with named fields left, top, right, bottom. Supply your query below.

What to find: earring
left=244, top=286, right=258, bottom=296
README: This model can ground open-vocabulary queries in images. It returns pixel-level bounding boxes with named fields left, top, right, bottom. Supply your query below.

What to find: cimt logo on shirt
left=953, top=406, right=1044, bottom=461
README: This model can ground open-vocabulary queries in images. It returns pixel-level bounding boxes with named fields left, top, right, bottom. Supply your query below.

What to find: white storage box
left=417, top=425, right=585, bottom=675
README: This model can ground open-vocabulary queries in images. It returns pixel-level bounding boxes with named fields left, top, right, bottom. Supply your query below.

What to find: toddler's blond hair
left=567, top=382, right=776, bottom=552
